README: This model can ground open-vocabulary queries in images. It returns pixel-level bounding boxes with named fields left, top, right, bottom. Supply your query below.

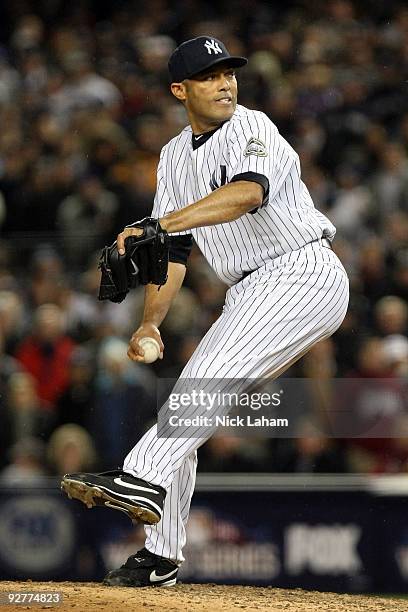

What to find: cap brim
left=186, top=56, right=248, bottom=80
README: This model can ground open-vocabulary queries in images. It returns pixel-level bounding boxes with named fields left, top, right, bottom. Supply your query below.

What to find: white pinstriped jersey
left=152, top=104, right=336, bottom=285
left=126, top=108, right=349, bottom=566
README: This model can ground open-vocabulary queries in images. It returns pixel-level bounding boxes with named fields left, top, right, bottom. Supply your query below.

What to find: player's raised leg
left=61, top=241, right=348, bottom=585
left=122, top=242, right=349, bottom=565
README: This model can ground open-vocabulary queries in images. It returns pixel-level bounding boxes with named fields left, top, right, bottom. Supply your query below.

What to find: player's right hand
left=127, top=323, right=164, bottom=362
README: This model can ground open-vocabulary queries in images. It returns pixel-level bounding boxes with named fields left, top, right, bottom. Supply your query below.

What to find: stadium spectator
left=0, top=290, right=26, bottom=353
left=342, top=337, right=407, bottom=472
left=4, top=371, right=54, bottom=445
left=374, top=296, right=408, bottom=337
left=0, top=0, right=407, bottom=475
left=0, top=326, right=20, bottom=398
left=272, top=418, right=350, bottom=473
left=47, top=423, right=97, bottom=476
left=57, top=174, right=119, bottom=266
left=382, top=334, right=408, bottom=376
left=199, top=436, right=270, bottom=473
left=15, top=304, right=76, bottom=409
left=0, top=437, right=48, bottom=485
left=56, top=346, right=95, bottom=430
left=91, top=337, right=157, bottom=468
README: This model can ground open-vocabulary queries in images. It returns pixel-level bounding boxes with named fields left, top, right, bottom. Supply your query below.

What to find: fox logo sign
left=285, top=524, right=362, bottom=576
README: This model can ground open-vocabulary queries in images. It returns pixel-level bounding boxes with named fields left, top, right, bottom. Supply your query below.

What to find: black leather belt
left=239, top=237, right=333, bottom=283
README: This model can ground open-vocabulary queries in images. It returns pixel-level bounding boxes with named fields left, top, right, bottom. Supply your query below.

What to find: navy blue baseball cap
left=168, top=36, right=247, bottom=82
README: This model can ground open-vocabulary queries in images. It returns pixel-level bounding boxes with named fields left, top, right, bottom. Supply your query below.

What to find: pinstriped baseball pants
left=123, top=241, right=349, bottom=564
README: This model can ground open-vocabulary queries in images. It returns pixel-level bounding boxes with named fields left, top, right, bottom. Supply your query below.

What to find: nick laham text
left=168, top=415, right=289, bottom=428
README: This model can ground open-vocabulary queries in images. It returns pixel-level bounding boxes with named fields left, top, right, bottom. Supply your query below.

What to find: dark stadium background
left=0, top=0, right=407, bottom=592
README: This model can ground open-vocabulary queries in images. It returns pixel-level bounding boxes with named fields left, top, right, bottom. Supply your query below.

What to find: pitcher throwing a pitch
left=61, top=36, right=349, bottom=587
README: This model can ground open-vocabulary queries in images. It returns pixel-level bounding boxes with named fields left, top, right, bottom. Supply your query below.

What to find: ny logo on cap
left=204, top=39, right=222, bottom=55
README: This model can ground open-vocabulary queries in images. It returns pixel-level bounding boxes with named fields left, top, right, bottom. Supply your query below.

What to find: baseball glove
left=98, top=217, right=169, bottom=303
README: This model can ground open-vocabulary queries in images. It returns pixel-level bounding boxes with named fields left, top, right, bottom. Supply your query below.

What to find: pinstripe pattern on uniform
left=151, top=105, right=336, bottom=284
left=144, top=451, right=197, bottom=563
left=122, top=102, right=349, bottom=564
left=123, top=242, right=349, bottom=563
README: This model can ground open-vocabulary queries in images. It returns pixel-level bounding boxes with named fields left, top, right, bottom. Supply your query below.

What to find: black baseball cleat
left=103, top=547, right=179, bottom=587
left=60, top=470, right=165, bottom=524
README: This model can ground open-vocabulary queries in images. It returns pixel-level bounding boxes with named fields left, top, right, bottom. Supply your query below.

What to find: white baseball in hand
left=138, top=337, right=161, bottom=364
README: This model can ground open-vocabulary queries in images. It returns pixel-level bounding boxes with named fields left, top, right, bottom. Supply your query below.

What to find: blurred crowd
left=0, top=0, right=408, bottom=482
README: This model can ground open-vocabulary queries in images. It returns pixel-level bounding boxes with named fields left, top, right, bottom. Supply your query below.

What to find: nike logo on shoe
left=130, top=259, right=138, bottom=275
left=150, top=568, right=178, bottom=583
left=113, top=477, right=160, bottom=494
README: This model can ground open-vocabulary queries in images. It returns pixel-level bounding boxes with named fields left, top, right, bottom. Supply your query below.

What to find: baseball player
left=61, top=36, right=349, bottom=587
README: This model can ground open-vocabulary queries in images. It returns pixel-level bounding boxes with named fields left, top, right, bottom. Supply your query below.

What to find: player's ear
left=171, top=82, right=187, bottom=102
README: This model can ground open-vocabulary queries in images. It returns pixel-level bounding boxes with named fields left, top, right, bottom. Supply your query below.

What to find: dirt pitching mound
left=0, top=581, right=403, bottom=611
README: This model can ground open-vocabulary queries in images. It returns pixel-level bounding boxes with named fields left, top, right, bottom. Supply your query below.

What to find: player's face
left=173, top=64, right=238, bottom=133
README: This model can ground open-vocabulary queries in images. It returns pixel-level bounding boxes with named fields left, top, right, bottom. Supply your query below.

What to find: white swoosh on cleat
left=150, top=568, right=178, bottom=583
left=130, top=259, right=138, bottom=276
left=113, top=477, right=160, bottom=494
